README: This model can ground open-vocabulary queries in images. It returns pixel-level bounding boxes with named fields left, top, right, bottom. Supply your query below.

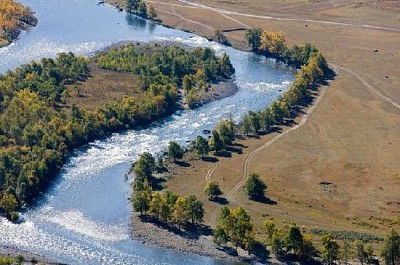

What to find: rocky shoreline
left=0, top=245, right=65, bottom=265
left=187, top=78, right=239, bottom=109
left=131, top=213, right=253, bottom=264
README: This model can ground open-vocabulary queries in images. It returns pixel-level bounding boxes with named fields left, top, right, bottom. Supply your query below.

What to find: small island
left=0, top=0, right=37, bottom=48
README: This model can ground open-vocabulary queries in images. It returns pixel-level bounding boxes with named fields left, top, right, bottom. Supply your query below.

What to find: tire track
left=176, top=0, right=400, bottom=32
left=331, top=64, right=400, bottom=110
left=208, top=87, right=328, bottom=226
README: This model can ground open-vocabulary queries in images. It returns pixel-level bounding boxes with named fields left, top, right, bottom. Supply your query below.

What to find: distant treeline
left=0, top=0, right=37, bottom=45
left=0, top=44, right=234, bottom=221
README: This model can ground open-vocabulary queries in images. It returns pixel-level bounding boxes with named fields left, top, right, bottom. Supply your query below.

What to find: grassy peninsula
left=0, top=43, right=235, bottom=221
left=0, top=0, right=37, bottom=48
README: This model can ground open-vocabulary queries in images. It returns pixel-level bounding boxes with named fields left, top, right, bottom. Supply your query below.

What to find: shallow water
left=0, top=1, right=294, bottom=264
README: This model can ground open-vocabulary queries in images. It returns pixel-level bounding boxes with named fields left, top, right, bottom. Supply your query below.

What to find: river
left=0, top=0, right=294, bottom=264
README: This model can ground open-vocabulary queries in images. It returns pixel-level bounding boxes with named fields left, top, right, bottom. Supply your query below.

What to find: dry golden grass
left=142, top=0, right=400, bottom=245
left=65, top=64, right=142, bottom=111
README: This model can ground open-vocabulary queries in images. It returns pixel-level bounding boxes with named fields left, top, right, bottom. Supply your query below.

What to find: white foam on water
left=48, top=210, right=128, bottom=242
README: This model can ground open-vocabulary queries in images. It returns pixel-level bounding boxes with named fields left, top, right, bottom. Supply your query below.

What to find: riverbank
left=0, top=0, right=38, bottom=48
left=131, top=213, right=255, bottom=264
left=134, top=0, right=400, bottom=258
left=0, top=245, right=64, bottom=265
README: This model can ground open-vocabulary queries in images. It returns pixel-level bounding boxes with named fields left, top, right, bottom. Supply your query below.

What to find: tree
left=341, top=240, right=353, bottom=265
left=147, top=5, right=157, bottom=19
left=133, top=152, right=155, bottom=189
left=204, top=181, right=223, bottom=199
left=214, top=30, right=229, bottom=45
left=133, top=190, right=150, bottom=216
left=381, top=229, right=400, bottom=265
left=263, top=219, right=276, bottom=244
left=168, top=141, right=183, bottom=161
left=193, top=135, right=209, bottom=157
left=137, top=2, right=148, bottom=18
left=213, top=224, right=228, bottom=245
left=245, top=28, right=262, bottom=52
left=301, top=233, right=317, bottom=261
left=271, top=229, right=286, bottom=255
left=184, top=195, right=204, bottom=225
left=0, top=193, right=18, bottom=221
left=355, top=240, right=373, bottom=265
left=245, top=173, right=267, bottom=199
left=286, top=224, right=304, bottom=255
left=209, top=130, right=224, bottom=153
left=127, top=0, right=140, bottom=12
left=172, top=197, right=188, bottom=229
left=216, top=119, right=235, bottom=146
left=321, top=234, right=340, bottom=265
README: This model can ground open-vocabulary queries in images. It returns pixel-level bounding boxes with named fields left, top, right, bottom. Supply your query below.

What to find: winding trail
left=208, top=87, right=328, bottom=226
left=175, top=0, right=400, bottom=32
left=150, top=0, right=400, bottom=226
left=331, top=64, right=400, bottom=110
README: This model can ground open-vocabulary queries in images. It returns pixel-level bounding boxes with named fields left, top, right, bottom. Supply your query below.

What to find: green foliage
left=286, top=224, right=304, bottom=255
left=132, top=189, right=204, bottom=228
left=0, top=193, right=17, bottom=221
left=244, top=173, right=266, bottom=199
left=168, top=141, right=183, bottom=161
left=213, top=224, right=228, bottom=246
left=341, top=240, right=354, bottom=265
left=133, top=152, right=155, bottom=189
left=381, top=229, right=400, bottom=265
left=0, top=256, right=14, bottom=265
left=214, top=206, right=255, bottom=251
left=355, top=240, right=374, bottom=265
left=184, top=194, right=204, bottom=224
left=321, top=234, right=340, bottom=265
left=216, top=119, right=235, bottom=146
left=96, top=44, right=233, bottom=109
left=204, top=181, right=223, bottom=199
left=245, top=28, right=262, bottom=52
left=209, top=130, right=224, bottom=153
left=192, top=135, right=209, bottom=157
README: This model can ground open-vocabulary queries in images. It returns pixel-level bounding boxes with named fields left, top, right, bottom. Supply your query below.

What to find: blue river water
left=0, top=1, right=294, bottom=264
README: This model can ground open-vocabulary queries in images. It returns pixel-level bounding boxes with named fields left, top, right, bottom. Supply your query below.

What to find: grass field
left=133, top=0, right=400, bottom=250
left=65, top=64, right=142, bottom=111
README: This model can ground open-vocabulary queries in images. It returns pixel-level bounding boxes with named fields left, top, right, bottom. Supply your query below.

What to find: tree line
left=131, top=152, right=204, bottom=228
left=96, top=44, right=234, bottom=108
left=240, top=28, right=328, bottom=135
left=0, top=44, right=234, bottom=221
left=0, top=0, right=37, bottom=45
left=127, top=0, right=157, bottom=20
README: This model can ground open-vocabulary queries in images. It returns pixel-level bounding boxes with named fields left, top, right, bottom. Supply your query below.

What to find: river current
left=0, top=1, right=294, bottom=264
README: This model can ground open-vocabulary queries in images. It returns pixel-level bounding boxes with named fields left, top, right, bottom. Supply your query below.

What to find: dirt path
left=174, top=0, right=400, bottom=32
left=208, top=87, right=328, bottom=226
left=331, top=64, right=400, bottom=110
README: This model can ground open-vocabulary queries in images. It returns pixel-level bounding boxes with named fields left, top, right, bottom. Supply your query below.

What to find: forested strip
left=0, top=0, right=37, bottom=45
left=0, top=44, right=234, bottom=221
left=240, top=28, right=329, bottom=135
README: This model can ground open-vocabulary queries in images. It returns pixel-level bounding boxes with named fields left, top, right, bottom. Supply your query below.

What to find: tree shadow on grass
left=226, top=146, right=242, bottom=154
left=251, top=196, right=278, bottom=205
left=174, top=160, right=191, bottom=167
left=209, top=197, right=229, bottom=205
left=215, top=150, right=232, bottom=157
left=201, top=156, right=219, bottom=163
